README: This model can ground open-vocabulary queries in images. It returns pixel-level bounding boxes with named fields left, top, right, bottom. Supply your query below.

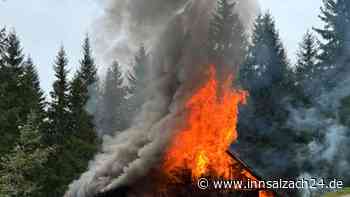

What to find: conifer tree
left=0, top=31, right=25, bottom=154
left=68, top=71, right=98, bottom=149
left=48, top=46, right=70, bottom=143
left=0, top=28, right=7, bottom=57
left=238, top=12, right=292, bottom=142
left=22, top=57, right=46, bottom=117
left=68, top=36, right=99, bottom=142
left=1, top=31, right=24, bottom=70
left=63, top=72, right=98, bottom=196
left=238, top=13, right=301, bottom=182
left=295, top=31, right=319, bottom=84
left=126, top=45, right=149, bottom=119
left=314, top=0, right=350, bottom=67
left=68, top=73, right=87, bottom=132
left=79, top=35, right=97, bottom=86
left=208, top=0, right=246, bottom=71
left=129, top=44, right=149, bottom=91
left=79, top=35, right=98, bottom=114
left=98, top=61, right=128, bottom=134
left=240, top=13, right=290, bottom=91
left=0, top=112, right=51, bottom=197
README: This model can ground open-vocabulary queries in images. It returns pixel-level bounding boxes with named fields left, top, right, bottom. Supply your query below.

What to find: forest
left=1, top=0, right=350, bottom=197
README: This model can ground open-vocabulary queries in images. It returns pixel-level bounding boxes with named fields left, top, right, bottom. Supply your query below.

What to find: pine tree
left=237, top=13, right=301, bottom=182
left=48, top=46, right=70, bottom=144
left=314, top=0, right=350, bottom=68
left=0, top=31, right=25, bottom=154
left=208, top=0, right=246, bottom=72
left=79, top=35, right=98, bottom=114
left=0, top=28, right=7, bottom=58
left=1, top=31, right=24, bottom=70
left=98, top=61, right=128, bottom=134
left=68, top=71, right=98, bottom=153
left=22, top=57, right=46, bottom=117
left=69, top=36, right=99, bottom=142
left=238, top=12, right=292, bottom=144
left=63, top=72, right=98, bottom=195
left=0, top=112, right=52, bottom=197
left=79, top=35, right=97, bottom=85
left=129, top=44, right=149, bottom=91
left=240, top=13, right=290, bottom=91
left=125, top=45, right=149, bottom=123
left=295, top=31, right=319, bottom=84
left=68, top=73, right=87, bottom=132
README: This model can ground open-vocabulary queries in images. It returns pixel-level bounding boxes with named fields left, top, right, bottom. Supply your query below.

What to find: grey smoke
left=287, top=76, right=350, bottom=196
left=65, top=0, right=258, bottom=197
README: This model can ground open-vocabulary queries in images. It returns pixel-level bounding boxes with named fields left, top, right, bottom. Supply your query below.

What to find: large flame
left=162, top=65, right=248, bottom=178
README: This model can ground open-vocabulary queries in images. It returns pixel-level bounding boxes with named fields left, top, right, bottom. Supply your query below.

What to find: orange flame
left=162, top=65, right=248, bottom=178
left=259, top=190, right=275, bottom=197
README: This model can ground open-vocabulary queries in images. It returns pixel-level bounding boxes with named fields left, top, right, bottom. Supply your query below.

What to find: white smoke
left=65, top=0, right=258, bottom=196
left=287, top=76, right=350, bottom=196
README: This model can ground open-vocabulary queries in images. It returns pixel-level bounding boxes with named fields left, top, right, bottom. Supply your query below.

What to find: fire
left=259, top=190, right=275, bottom=197
left=162, top=64, right=248, bottom=179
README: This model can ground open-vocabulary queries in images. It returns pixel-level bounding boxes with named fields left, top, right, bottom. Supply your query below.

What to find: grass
left=323, top=188, right=350, bottom=197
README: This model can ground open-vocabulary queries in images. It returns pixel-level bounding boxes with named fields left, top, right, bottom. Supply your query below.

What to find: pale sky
left=0, top=0, right=323, bottom=93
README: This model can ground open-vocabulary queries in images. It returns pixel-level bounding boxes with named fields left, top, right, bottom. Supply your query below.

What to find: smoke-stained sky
left=0, top=0, right=322, bottom=93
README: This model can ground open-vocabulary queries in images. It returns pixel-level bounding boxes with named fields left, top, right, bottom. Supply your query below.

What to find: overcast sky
left=0, top=0, right=323, bottom=94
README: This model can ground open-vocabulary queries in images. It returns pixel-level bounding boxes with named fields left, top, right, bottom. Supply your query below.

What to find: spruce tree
left=0, top=28, right=7, bottom=57
left=98, top=61, right=128, bottom=134
left=208, top=0, right=246, bottom=72
left=1, top=31, right=24, bottom=70
left=126, top=45, right=149, bottom=122
left=129, top=44, right=148, bottom=91
left=48, top=46, right=70, bottom=144
left=43, top=47, right=76, bottom=197
left=64, top=72, right=98, bottom=194
left=295, top=31, right=319, bottom=84
left=22, top=57, right=46, bottom=117
left=0, top=31, right=25, bottom=154
left=314, top=0, right=350, bottom=67
left=238, top=13, right=301, bottom=182
left=0, top=112, right=51, bottom=197
left=240, top=13, right=290, bottom=91
left=68, top=71, right=98, bottom=157
left=69, top=73, right=87, bottom=133
left=79, top=35, right=98, bottom=114
left=79, top=35, right=97, bottom=85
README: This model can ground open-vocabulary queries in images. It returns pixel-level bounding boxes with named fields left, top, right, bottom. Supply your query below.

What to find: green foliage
left=314, top=0, right=350, bottom=66
left=22, top=57, right=46, bottom=117
left=79, top=35, right=98, bottom=115
left=296, top=31, right=319, bottom=83
left=240, top=13, right=290, bottom=91
left=0, top=28, right=7, bottom=56
left=48, top=46, right=70, bottom=144
left=40, top=41, right=99, bottom=197
left=237, top=12, right=303, bottom=182
left=79, top=35, right=97, bottom=86
left=323, top=188, right=350, bottom=197
left=0, top=31, right=27, bottom=154
left=0, top=112, right=52, bottom=197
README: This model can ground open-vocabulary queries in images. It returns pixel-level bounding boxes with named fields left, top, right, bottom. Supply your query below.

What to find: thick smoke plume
left=65, top=0, right=258, bottom=197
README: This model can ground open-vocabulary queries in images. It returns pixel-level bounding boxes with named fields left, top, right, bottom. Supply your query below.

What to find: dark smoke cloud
left=65, top=0, right=258, bottom=196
